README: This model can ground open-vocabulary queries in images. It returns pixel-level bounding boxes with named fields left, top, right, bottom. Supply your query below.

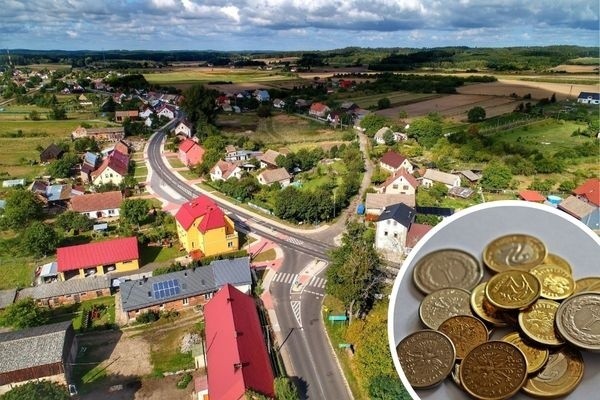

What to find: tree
left=407, top=116, right=442, bottom=148
left=256, top=104, right=272, bottom=118
left=48, top=105, right=67, bottom=120
left=0, top=297, right=49, bottom=329
left=22, top=221, right=59, bottom=258
left=360, top=114, right=389, bottom=137
left=481, top=163, right=513, bottom=190
left=558, top=179, right=577, bottom=193
left=73, top=137, right=99, bottom=153
left=429, top=182, right=449, bottom=201
left=377, top=97, right=391, bottom=109
left=368, top=375, right=410, bottom=400
left=325, top=223, right=382, bottom=318
left=383, top=130, right=395, bottom=146
left=181, top=84, right=219, bottom=125
left=0, top=189, right=43, bottom=229
left=29, top=110, right=40, bottom=120
left=47, top=152, right=79, bottom=178
left=0, top=380, right=69, bottom=400
left=55, top=211, right=93, bottom=233
left=467, top=106, right=486, bottom=122
left=274, top=377, right=300, bottom=400
left=120, top=199, right=150, bottom=227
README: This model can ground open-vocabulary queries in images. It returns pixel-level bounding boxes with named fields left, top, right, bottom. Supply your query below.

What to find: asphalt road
left=146, top=127, right=351, bottom=399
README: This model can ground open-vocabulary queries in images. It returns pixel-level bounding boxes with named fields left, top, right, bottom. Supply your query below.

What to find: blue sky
left=0, top=0, right=598, bottom=50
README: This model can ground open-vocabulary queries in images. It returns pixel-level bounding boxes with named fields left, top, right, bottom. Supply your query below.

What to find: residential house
left=374, top=127, right=407, bottom=144
left=175, top=120, right=193, bottom=137
left=43, top=184, right=73, bottom=206
left=139, top=107, right=154, bottom=119
left=40, top=143, right=64, bottom=163
left=340, top=102, right=359, bottom=112
left=17, top=276, right=112, bottom=308
left=295, top=98, right=310, bottom=109
left=558, top=195, right=600, bottom=230
left=0, top=321, right=77, bottom=388
left=273, top=98, right=285, bottom=109
left=91, top=150, right=129, bottom=186
left=375, top=203, right=416, bottom=256
left=156, top=104, right=176, bottom=120
left=255, top=90, right=270, bottom=102
left=577, top=92, right=600, bottom=105
left=80, top=151, right=101, bottom=182
left=144, top=117, right=153, bottom=127
left=405, top=223, right=433, bottom=254
left=56, top=236, right=140, bottom=281
left=71, top=126, right=125, bottom=142
left=115, top=110, right=139, bottom=123
left=257, top=168, right=291, bottom=187
left=203, top=284, right=275, bottom=400
left=573, top=178, right=600, bottom=207
left=421, top=169, right=461, bottom=189
left=113, top=140, right=130, bottom=155
left=119, top=257, right=252, bottom=323
left=210, top=160, right=243, bottom=182
left=70, top=190, right=123, bottom=219
left=175, top=196, right=239, bottom=257
left=224, top=146, right=261, bottom=162
left=519, top=190, right=546, bottom=203
left=365, top=193, right=416, bottom=220
left=378, top=168, right=419, bottom=195
left=379, top=150, right=413, bottom=174
left=259, top=149, right=283, bottom=169
left=178, top=139, right=205, bottom=167
left=309, top=102, right=331, bottom=118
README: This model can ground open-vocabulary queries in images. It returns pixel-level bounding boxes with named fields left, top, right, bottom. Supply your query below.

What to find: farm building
left=577, top=92, right=600, bottom=105
left=56, top=237, right=140, bottom=281
left=0, top=321, right=77, bottom=388
left=421, top=169, right=461, bottom=189
left=17, top=276, right=112, bottom=308
left=115, top=110, right=139, bottom=122
left=39, top=143, right=64, bottom=163
left=203, top=284, right=275, bottom=400
left=71, top=126, right=125, bottom=142
left=119, top=257, right=251, bottom=322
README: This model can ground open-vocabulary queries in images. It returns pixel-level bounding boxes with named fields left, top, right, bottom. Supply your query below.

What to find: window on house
left=392, top=184, right=398, bottom=189
left=160, top=304, right=165, bottom=309
left=204, top=292, right=213, bottom=300
left=393, top=233, right=398, bottom=238
left=403, top=185, right=409, bottom=190
left=384, top=231, right=388, bottom=236
left=182, top=298, right=189, bottom=305
left=228, top=242, right=233, bottom=248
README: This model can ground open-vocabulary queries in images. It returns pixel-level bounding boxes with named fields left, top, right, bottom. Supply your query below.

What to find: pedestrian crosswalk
left=291, top=301, right=301, bottom=327
left=271, top=272, right=327, bottom=289
left=286, top=237, right=304, bottom=246
left=272, top=272, right=297, bottom=285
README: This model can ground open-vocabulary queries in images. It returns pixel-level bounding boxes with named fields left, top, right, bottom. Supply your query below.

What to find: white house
left=273, top=99, right=285, bottom=109
left=144, top=117, right=153, bottom=127
left=209, top=160, right=243, bottom=182
left=156, top=104, right=176, bottom=120
left=375, top=203, right=416, bottom=257
left=174, top=120, right=193, bottom=137
left=257, top=168, right=291, bottom=187
left=378, top=169, right=419, bottom=195
left=139, top=108, right=154, bottom=119
left=70, top=191, right=123, bottom=219
left=421, top=169, right=461, bottom=189
left=379, top=150, right=413, bottom=174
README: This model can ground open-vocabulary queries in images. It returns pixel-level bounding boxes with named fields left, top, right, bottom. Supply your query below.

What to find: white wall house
left=375, top=203, right=416, bottom=257
left=379, top=169, right=418, bottom=195
left=421, top=169, right=461, bottom=189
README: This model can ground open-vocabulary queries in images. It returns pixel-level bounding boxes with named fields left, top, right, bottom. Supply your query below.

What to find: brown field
left=205, top=82, right=272, bottom=92
left=457, top=80, right=600, bottom=99
left=549, top=65, right=599, bottom=73
left=376, top=94, right=520, bottom=122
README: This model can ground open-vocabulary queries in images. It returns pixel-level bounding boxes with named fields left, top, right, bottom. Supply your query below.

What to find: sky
left=0, top=0, right=598, bottom=51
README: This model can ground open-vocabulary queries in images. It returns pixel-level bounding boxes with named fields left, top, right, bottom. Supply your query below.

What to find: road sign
left=328, top=315, right=347, bottom=322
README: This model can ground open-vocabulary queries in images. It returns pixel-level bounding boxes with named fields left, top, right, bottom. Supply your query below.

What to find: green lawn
left=167, top=157, right=187, bottom=169
left=0, top=257, right=36, bottom=289
left=178, top=169, right=198, bottom=180
left=484, top=119, right=591, bottom=156
left=252, top=248, right=276, bottom=262
left=139, top=244, right=184, bottom=265
left=47, top=296, right=116, bottom=332
left=149, top=323, right=197, bottom=375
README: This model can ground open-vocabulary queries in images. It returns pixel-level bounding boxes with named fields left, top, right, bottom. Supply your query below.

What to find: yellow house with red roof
left=174, top=196, right=239, bottom=257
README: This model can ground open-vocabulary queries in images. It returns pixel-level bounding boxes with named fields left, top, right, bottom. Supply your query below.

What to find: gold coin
left=542, top=253, right=572, bottom=274
left=519, top=299, right=565, bottom=347
left=500, top=331, right=549, bottom=374
left=419, top=287, right=473, bottom=330
left=485, top=270, right=541, bottom=310
left=555, top=291, right=600, bottom=352
left=396, top=330, right=456, bottom=389
left=438, top=315, right=488, bottom=360
left=412, top=249, right=483, bottom=294
left=575, top=276, right=600, bottom=293
left=530, top=264, right=575, bottom=300
left=483, top=234, right=547, bottom=273
left=470, top=282, right=509, bottom=327
left=522, top=347, right=584, bottom=398
left=460, top=341, right=528, bottom=400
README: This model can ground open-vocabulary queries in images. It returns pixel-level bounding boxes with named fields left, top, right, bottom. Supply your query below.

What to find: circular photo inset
left=388, top=200, right=600, bottom=400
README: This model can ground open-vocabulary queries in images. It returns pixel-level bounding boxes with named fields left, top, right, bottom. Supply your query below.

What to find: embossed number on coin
left=413, top=249, right=483, bottom=294
left=555, top=292, right=600, bottom=352
left=523, top=347, right=584, bottom=398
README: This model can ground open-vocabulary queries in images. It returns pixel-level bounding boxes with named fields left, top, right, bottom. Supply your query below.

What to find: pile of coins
left=396, top=234, right=600, bottom=399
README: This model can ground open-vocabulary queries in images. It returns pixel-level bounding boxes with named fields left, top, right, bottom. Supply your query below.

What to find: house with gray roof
left=17, top=276, right=112, bottom=307
left=0, top=321, right=77, bottom=387
left=119, top=257, right=251, bottom=322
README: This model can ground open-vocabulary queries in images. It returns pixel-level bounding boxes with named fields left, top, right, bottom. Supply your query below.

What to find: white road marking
left=273, top=272, right=297, bottom=285
left=287, top=237, right=305, bottom=246
left=291, top=300, right=302, bottom=327
left=308, top=276, right=327, bottom=289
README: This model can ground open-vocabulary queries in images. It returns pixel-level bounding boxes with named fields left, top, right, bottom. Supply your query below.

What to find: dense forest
left=0, top=46, right=597, bottom=72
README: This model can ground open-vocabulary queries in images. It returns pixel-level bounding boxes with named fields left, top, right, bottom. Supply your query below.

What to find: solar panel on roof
left=152, top=279, right=182, bottom=300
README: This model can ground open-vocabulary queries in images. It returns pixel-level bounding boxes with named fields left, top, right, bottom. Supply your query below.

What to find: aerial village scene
left=0, top=1, right=598, bottom=400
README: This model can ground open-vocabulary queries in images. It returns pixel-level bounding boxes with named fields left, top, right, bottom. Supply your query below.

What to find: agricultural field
left=219, top=113, right=348, bottom=146
left=144, top=67, right=294, bottom=89
left=337, top=90, right=438, bottom=109
left=458, top=79, right=600, bottom=99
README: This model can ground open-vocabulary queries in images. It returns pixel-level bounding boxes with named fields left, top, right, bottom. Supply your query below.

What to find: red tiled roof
left=381, top=168, right=418, bottom=190
left=519, top=190, right=546, bottom=203
left=57, top=237, right=138, bottom=272
left=211, top=160, right=240, bottom=180
left=380, top=150, right=407, bottom=169
left=204, top=284, right=275, bottom=400
left=406, top=223, right=433, bottom=249
left=114, top=141, right=129, bottom=155
left=179, top=138, right=206, bottom=165
left=573, top=178, right=600, bottom=207
left=309, top=102, right=329, bottom=113
left=70, top=191, right=122, bottom=213
left=174, top=196, right=227, bottom=232
left=91, top=150, right=129, bottom=178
